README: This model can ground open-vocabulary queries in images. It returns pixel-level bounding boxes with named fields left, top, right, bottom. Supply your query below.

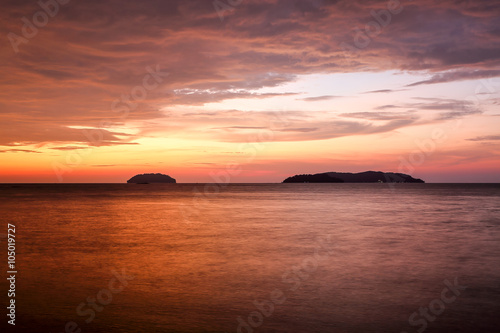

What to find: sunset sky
left=1, top=0, right=499, bottom=183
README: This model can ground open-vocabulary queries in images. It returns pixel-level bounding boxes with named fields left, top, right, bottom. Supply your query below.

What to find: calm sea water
left=1, top=183, right=499, bottom=333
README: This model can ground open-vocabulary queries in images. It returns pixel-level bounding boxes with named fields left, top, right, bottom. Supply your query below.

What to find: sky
left=0, top=0, right=499, bottom=183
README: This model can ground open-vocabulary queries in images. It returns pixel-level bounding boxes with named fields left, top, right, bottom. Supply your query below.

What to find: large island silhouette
left=127, top=173, right=176, bottom=184
left=282, top=171, right=424, bottom=183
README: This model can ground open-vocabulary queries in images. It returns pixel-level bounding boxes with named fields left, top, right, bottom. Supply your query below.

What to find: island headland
left=282, top=171, right=424, bottom=183
left=127, top=173, right=176, bottom=184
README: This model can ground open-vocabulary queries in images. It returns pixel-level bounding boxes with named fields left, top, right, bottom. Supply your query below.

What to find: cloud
left=0, top=149, right=41, bottom=153
left=277, top=127, right=318, bottom=132
left=0, top=123, right=138, bottom=148
left=340, top=111, right=417, bottom=121
left=169, top=89, right=298, bottom=106
left=141, top=109, right=418, bottom=142
left=467, top=135, right=500, bottom=141
left=374, top=105, right=400, bottom=110
left=374, top=98, right=484, bottom=120
left=298, top=95, right=340, bottom=101
left=1, top=0, right=499, bottom=148
left=211, top=126, right=267, bottom=130
left=363, top=89, right=395, bottom=94
left=50, top=146, right=93, bottom=151
left=410, top=98, right=483, bottom=120
left=407, top=70, right=500, bottom=86
left=437, top=109, right=482, bottom=120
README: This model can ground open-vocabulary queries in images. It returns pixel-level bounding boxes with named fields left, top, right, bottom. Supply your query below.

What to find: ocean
left=1, top=183, right=499, bottom=332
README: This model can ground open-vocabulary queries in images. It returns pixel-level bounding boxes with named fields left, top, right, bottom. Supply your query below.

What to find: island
left=282, top=171, right=424, bottom=183
left=127, top=173, right=176, bottom=184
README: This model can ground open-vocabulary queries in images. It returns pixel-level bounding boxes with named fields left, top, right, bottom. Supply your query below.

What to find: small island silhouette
left=127, top=173, right=176, bottom=184
left=282, top=171, right=424, bottom=183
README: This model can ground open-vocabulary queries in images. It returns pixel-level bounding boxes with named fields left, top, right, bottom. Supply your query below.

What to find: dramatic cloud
left=0, top=0, right=498, bottom=186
